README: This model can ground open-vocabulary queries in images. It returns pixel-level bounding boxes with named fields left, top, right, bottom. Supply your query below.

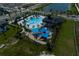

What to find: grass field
left=53, top=20, right=77, bottom=56
left=0, top=25, right=18, bottom=44
left=0, top=36, right=47, bottom=56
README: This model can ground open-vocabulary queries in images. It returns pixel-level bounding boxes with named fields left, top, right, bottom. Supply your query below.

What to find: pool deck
left=18, top=15, right=52, bottom=44
left=25, top=32, right=46, bottom=45
left=25, top=15, right=45, bottom=29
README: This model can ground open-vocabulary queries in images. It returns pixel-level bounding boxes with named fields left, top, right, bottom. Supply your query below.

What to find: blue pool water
left=25, top=15, right=43, bottom=29
left=43, top=3, right=70, bottom=12
left=32, top=27, right=49, bottom=39
left=25, top=15, right=50, bottom=39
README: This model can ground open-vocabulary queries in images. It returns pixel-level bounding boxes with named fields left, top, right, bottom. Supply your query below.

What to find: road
left=57, top=14, right=79, bottom=21
left=75, top=4, right=79, bottom=12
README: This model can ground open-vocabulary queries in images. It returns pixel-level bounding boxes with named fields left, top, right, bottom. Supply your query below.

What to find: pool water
left=24, top=15, right=50, bottom=39
left=25, top=15, right=44, bottom=29
left=32, top=27, right=49, bottom=39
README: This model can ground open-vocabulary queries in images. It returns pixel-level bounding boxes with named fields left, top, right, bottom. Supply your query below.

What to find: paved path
left=25, top=32, right=46, bottom=45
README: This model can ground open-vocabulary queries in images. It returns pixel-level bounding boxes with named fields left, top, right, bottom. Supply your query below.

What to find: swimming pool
left=25, top=15, right=45, bottom=29
left=24, top=15, right=51, bottom=39
left=32, top=27, right=50, bottom=39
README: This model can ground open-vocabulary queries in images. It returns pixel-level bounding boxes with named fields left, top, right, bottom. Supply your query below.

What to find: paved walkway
left=25, top=32, right=46, bottom=45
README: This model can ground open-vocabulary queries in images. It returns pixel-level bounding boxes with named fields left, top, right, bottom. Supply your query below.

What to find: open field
left=53, top=20, right=77, bottom=55
left=0, top=36, right=47, bottom=56
left=0, top=25, right=19, bottom=44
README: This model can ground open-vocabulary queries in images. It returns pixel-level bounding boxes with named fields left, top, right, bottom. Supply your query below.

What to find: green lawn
left=53, top=20, right=77, bottom=55
left=0, top=37, right=47, bottom=56
left=0, top=25, right=18, bottom=44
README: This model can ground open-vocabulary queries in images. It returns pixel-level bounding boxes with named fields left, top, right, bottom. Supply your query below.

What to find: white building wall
left=17, top=20, right=24, bottom=26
